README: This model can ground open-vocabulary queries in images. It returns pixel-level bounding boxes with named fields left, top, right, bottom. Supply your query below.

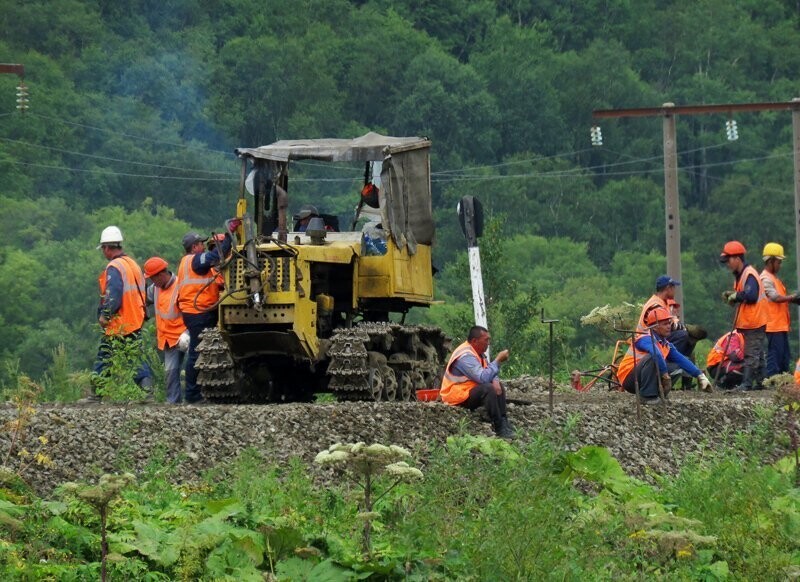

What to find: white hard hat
left=97, top=225, right=123, bottom=249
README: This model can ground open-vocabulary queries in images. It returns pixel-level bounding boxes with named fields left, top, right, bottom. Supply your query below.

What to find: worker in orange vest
left=83, top=226, right=153, bottom=403
left=144, top=257, right=188, bottom=404
left=618, top=306, right=711, bottom=404
left=760, top=242, right=800, bottom=377
left=440, top=325, right=513, bottom=438
left=706, top=331, right=745, bottom=389
left=177, top=231, right=231, bottom=404
left=720, top=241, right=768, bottom=391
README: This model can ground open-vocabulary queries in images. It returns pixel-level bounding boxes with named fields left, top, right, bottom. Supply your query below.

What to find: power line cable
left=7, top=160, right=237, bottom=181
left=27, top=112, right=235, bottom=156
left=0, top=136, right=234, bottom=175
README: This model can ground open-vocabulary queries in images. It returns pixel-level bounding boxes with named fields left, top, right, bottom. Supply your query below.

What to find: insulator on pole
left=15, top=82, right=28, bottom=113
left=590, top=125, right=603, bottom=146
left=725, top=119, right=738, bottom=141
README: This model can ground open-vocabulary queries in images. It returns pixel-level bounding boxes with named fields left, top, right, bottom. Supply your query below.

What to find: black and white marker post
left=457, top=196, right=489, bottom=357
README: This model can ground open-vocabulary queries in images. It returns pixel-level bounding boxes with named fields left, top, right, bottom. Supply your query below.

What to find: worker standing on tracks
left=618, top=307, right=712, bottom=405
left=760, top=242, right=799, bottom=377
left=720, top=241, right=768, bottom=391
left=144, top=257, right=187, bottom=404
left=440, top=325, right=514, bottom=438
left=177, top=231, right=231, bottom=404
left=82, top=226, right=153, bottom=403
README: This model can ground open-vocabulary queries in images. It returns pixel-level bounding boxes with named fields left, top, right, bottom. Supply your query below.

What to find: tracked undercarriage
left=195, top=323, right=449, bottom=403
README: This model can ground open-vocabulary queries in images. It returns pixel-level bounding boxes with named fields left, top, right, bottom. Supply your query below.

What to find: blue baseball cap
left=655, top=275, right=681, bottom=291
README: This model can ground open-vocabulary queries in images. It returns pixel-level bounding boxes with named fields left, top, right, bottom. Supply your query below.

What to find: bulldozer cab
left=234, top=132, right=434, bottom=250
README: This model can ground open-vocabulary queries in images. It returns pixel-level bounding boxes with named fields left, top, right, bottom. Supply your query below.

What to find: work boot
left=494, top=419, right=514, bottom=439
left=77, top=392, right=102, bottom=405
left=138, top=377, right=155, bottom=403
left=685, top=324, right=708, bottom=341
left=640, top=397, right=661, bottom=406
left=735, top=368, right=754, bottom=392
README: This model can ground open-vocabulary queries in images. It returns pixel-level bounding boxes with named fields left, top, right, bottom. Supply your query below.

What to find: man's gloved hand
left=697, top=372, right=712, bottom=392
left=226, top=218, right=242, bottom=233
left=791, top=292, right=800, bottom=305
left=660, top=373, right=672, bottom=395
left=721, top=290, right=738, bottom=304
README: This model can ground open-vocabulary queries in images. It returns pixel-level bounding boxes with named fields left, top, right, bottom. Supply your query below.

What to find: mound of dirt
left=0, top=387, right=782, bottom=495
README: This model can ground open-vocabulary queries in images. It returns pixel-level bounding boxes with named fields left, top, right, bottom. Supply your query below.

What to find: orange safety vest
left=706, top=331, right=744, bottom=368
left=440, top=341, right=486, bottom=405
left=98, top=255, right=146, bottom=336
left=734, top=265, right=768, bottom=330
left=616, top=333, right=670, bottom=386
left=794, top=358, right=800, bottom=385
left=176, top=254, right=220, bottom=314
left=760, top=269, right=790, bottom=333
left=153, top=275, right=186, bottom=349
left=636, top=295, right=668, bottom=335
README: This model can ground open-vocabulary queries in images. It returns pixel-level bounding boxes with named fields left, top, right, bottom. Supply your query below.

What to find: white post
left=468, top=246, right=489, bottom=358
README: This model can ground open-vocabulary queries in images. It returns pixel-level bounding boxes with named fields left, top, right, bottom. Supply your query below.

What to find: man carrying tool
left=760, top=242, right=800, bottom=377
left=82, top=226, right=153, bottom=403
left=440, top=325, right=514, bottom=438
left=618, top=306, right=712, bottom=405
left=144, top=257, right=187, bottom=404
left=720, top=241, right=768, bottom=391
left=177, top=231, right=231, bottom=404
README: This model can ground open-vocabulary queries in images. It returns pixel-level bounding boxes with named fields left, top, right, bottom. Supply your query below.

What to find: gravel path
left=0, top=384, right=780, bottom=496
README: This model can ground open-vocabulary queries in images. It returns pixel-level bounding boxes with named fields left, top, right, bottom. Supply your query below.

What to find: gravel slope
left=0, top=385, right=779, bottom=496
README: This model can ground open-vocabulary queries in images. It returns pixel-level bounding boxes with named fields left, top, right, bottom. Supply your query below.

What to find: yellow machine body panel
left=357, top=241, right=433, bottom=302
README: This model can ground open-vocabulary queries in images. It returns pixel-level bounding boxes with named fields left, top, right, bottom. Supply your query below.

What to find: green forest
left=3, top=0, right=800, bottom=387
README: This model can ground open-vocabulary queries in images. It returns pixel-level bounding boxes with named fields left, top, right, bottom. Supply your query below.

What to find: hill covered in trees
left=2, top=0, right=800, bottom=385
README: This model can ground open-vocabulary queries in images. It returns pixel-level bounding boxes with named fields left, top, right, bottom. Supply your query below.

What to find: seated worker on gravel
left=617, top=306, right=712, bottom=405
left=439, top=325, right=514, bottom=438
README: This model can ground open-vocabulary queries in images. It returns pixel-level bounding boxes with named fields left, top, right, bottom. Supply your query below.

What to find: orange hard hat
left=645, top=306, right=672, bottom=327
left=143, top=257, right=168, bottom=278
left=720, top=240, right=746, bottom=260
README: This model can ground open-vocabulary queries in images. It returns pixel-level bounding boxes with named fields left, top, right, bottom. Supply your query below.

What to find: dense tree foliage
left=1, top=0, right=800, bottom=384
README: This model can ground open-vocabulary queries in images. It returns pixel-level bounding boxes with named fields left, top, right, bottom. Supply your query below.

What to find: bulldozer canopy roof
left=234, top=132, right=431, bottom=162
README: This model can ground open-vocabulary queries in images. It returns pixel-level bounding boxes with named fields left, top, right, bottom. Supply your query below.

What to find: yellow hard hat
left=762, top=242, right=785, bottom=261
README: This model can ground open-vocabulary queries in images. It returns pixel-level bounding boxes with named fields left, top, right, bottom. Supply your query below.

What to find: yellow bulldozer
left=195, top=133, right=449, bottom=402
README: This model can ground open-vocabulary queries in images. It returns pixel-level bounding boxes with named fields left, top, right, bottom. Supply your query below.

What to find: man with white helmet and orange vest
left=440, top=325, right=513, bottom=438
left=83, top=226, right=153, bottom=403
left=720, top=241, right=768, bottom=391
left=177, top=231, right=232, bottom=404
left=618, top=306, right=711, bottom=405
left=144, top=257, right=188, bottom=404
left=760, top=242, right=800, bottom=377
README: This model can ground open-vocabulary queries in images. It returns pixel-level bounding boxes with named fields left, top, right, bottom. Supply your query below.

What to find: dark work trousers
left=707, top=363, right=742, bottom=389
left=459, top=383, right=507, bottom=429
left=622, top=354, right=661, bottom=399
left=91, top=330, right=153, bottom=395
left=765, top=331, right=791, bottom=378
left=738, top=326, right=766, bottom=389
left=666, top=328, right=692, bottom=384
left=183, top=311, right=218, bottom=403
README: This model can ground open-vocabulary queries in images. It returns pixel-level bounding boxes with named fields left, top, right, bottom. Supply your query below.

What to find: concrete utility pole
left=594, top=99, right=800, bottom=327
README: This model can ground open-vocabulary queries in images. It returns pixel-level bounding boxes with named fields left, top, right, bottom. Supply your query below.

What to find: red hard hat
left=645, top=306, right=672, bottom=327
left=143, top=257, right=168, bottom=278
left=720, top=240, right=746, bottom=259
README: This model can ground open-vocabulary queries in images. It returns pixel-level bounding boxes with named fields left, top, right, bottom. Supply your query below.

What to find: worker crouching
left=617, top=307, right=711, bottom=405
